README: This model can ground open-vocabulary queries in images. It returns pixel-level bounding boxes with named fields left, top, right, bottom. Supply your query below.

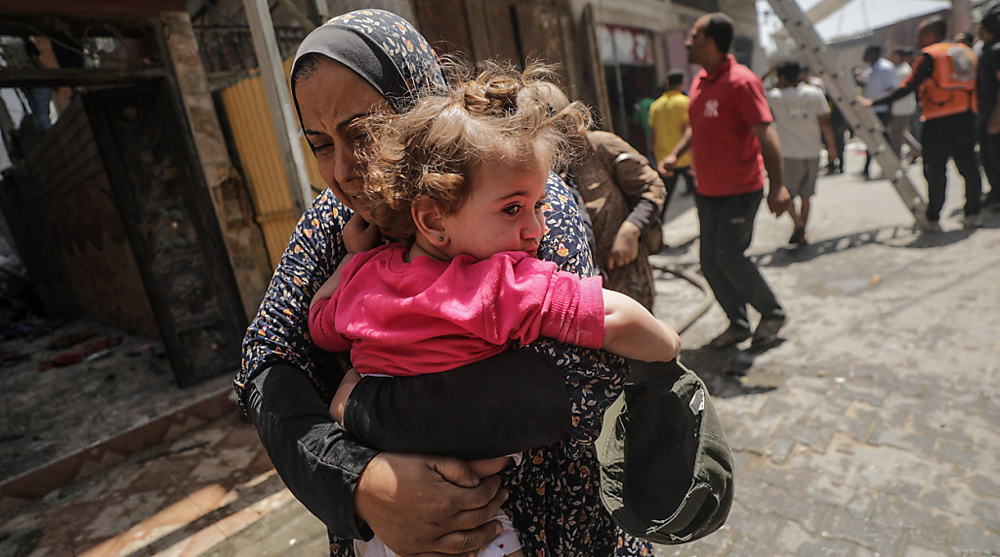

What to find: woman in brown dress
left=543, top=83, right=667, bottom=311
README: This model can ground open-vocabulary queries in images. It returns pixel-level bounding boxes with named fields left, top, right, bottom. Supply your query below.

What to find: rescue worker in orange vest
left=861, top=16, right=982, bottom=231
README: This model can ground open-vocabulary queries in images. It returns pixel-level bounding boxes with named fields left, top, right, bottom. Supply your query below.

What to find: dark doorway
left=604, top=63, right=657, bottom=157
left=83, top=83, right=245, bottom=386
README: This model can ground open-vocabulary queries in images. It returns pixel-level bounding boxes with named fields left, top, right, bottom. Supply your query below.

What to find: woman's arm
left=605, top=133, right=667, bottom=219
left=600, top=132, right=667, bottom=268
left=345, top=348, right=571, bottom=457
left=238, top=190, right=371, bottom=538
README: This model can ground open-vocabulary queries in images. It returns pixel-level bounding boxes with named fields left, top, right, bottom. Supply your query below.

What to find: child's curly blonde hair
left=361, top=62, right=591, bottom=241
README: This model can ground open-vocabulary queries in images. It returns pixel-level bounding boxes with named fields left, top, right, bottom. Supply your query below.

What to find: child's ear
left=411, top=197, right=448, bottom=246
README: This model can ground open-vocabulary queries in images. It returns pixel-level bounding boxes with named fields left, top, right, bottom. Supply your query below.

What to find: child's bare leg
left=329, top=368, right=361, bottom=425
left=464, top=457, right=524, bottom=557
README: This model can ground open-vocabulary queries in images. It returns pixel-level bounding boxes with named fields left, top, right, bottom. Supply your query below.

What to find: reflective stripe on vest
left=919, top=42, right=977, bottom=120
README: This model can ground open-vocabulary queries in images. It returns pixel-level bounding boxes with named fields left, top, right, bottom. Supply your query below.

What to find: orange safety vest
left=919, top=42, right=977, bottom=120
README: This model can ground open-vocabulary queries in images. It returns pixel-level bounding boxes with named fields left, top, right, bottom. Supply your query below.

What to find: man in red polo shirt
left=659, top=12, right=792, bottom=349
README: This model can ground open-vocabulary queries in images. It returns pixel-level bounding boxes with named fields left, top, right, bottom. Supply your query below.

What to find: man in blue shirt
left=859, top=46, right=899, bottom=179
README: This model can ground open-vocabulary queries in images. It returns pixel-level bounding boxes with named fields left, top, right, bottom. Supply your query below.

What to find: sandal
left=788, top=227, right=807, bottom=246
left=709, top=325, right=751, bottom=349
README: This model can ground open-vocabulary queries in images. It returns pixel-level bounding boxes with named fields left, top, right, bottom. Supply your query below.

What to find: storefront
left=595, top=24, right=657, bottom=155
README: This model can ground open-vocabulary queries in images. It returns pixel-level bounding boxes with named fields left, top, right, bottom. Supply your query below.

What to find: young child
left=308, top=64, right=681, bottom=557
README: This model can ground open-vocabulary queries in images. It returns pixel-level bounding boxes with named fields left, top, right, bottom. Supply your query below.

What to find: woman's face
left=295, top=56, right=389, bottom=221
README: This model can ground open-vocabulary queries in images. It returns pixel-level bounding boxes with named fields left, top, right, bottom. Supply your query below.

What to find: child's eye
left=503, top=204, right=522, bottom=216
left=534, top=200, right=546, bottom=211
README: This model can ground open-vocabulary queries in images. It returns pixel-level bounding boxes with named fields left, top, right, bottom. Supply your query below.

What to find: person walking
left=858, top=45, right=900, bottom=179
left=541, top=83, right=667, bottom=311
left=650, top=70, right=696, bottom=214
left=977, top=6, right=1000, bottom=209
left=862, top=16, right=982, bottom=230
left=659, top=12, right=791, bottom=350
left=767, top=60, right=838, bottom=246
left=824, top=91, right=848, bottom=175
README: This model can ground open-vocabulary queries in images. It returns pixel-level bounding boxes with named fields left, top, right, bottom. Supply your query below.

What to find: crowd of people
left=234, top=6, right=999, bottom=557
left=857, top=13, right=998, bottom=230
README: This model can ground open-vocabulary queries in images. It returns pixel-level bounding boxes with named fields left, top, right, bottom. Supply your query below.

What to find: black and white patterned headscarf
left=291, top=9, right=447, bottom=113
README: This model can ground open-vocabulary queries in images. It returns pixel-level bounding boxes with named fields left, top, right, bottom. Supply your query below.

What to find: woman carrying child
left=307, top=64, right=680, bottom=557
left=238, top=9, right=661, bottom=556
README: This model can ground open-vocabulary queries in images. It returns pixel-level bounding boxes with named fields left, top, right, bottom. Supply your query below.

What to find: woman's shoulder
left=299, top=189, right=351, bottom=236
left=590, top=130, right=634, bottom=150
left=539, top=173, right=592, bottom=275
left=588, top=131, right=642, bottom=162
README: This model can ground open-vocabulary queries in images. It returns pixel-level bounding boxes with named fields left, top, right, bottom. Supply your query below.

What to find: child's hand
left=344, top=213, right=381, bottom=253
left=330, top=368, right=362, bottom=425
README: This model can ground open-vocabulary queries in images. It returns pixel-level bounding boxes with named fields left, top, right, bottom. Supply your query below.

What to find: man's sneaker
left=923, top=220, right=943, bottom=234
left=960, top=213, right=982, bottom=229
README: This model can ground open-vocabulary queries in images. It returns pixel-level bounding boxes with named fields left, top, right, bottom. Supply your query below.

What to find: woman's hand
left=355, top=454, right=510, bottom=556
left=344, top=213, right=381, bottom=254
left=608, top=221, right=641, bottom=269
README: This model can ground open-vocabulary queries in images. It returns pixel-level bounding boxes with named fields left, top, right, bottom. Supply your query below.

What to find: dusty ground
left=0, top=317, right=232, bottom=481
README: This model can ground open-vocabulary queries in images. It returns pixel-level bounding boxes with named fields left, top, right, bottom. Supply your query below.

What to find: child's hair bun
left=461, top=67, right=521, bottom=117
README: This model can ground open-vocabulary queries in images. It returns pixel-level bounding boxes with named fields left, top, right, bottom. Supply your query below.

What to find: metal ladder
left=765, top=0, right=930, bottom=229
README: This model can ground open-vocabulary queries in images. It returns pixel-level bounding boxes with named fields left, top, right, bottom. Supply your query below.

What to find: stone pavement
left=650, top=149, right=1000, bottom=557
left=2, top=147, right=998, bottom=556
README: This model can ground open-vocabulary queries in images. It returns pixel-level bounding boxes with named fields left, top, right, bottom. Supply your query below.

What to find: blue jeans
left=22, top=87, right=52, bottom=130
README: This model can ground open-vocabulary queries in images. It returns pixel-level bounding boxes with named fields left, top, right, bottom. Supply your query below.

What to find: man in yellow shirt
left=650, top=70, right=696, bottom=216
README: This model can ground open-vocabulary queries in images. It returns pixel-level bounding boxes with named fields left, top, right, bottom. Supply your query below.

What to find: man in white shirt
left=859, top=45, right=900, bottom=179
left=767, top=61, right=838, bottom=246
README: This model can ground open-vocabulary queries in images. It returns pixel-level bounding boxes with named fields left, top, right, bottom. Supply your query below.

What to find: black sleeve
left=625, top=198, right=660, bottom=231
left=244, top=362, right=377, bottom=541
left=874, top=54, right=933, bottom=106
left=345, top=348, right=572, bottom=459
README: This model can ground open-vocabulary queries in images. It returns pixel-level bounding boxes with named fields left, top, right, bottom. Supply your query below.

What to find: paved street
left=2, top=146, right=999, bottom=556
left=650, top=148, right=1000, bottom=556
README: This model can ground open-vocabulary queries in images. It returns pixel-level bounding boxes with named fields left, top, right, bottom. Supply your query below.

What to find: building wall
left=564, top=0, right=762, bottom=144
left=162, top=11, right=271, bottom=319
left=570, top=0, right=762, bottom=78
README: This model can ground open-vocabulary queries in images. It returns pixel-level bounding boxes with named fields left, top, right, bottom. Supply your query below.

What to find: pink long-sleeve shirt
left=308, top=243, right=605, bottom=377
